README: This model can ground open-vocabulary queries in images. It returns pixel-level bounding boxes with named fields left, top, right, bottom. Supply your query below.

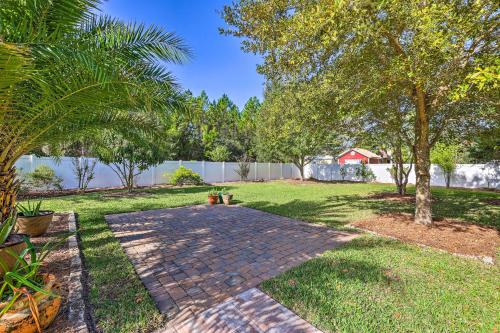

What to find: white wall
left=15, top=155, right=300, bottom=190
left=306, top=162, right=500, bottom=189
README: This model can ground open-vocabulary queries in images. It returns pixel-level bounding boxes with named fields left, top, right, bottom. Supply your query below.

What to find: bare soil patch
left=102, top=191, right=152, bottom=198
left=367, top=192, right=416, bottom=203
left=351, top=213, right=499, bottom=260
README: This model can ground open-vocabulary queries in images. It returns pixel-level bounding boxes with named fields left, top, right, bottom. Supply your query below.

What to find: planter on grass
left=0, top=234, right=27, bottom=278
left=0, top=274, right=61, bottom=333
left=16, top=211, right=54, bottom=237
left=222, top=194, right=233, bottom=205
left=208, top=195, right=219, bottom=206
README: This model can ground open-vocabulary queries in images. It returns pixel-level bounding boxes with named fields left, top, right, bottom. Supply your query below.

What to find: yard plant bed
left=31, top=214, right=74, bottom=332
left=351, top=213, right=499, bottom=260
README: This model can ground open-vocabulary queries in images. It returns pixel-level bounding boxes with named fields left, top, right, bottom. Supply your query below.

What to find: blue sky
left=101, top=0, right=264, bottom=109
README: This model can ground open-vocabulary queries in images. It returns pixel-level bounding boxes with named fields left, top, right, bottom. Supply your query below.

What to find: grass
left=261, top=236, right=499, bottom=332
left=34, top=181, right=499, bottom=332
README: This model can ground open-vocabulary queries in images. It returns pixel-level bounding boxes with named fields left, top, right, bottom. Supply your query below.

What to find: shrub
left=235, top=161, right=251, bottom=180
left=339, top=166, right=348, bottom=180
left=168, top=166, right=203, bottom=186
left=24, top=165, right=63, bottom=191
left=355, top=163, right=375, bottom=182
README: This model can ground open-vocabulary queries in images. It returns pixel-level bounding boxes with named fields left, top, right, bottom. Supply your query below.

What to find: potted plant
left=16, top=201, right=54, bottom=237
left=0, top=236, right=65, bottom=332
left=0, top=214, right=27, bottom=278
left=207, top=189, right=219, bottom=205
left=221, top=189, right=233, bottom=205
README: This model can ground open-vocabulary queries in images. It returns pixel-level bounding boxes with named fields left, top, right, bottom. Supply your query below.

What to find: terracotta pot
left=16, top=211, right=53, bottom=237
left=222, top=194, right=233, bottom=205
left=0, top=274, right=61, bottom=333
left=0, top=234, right=28, bottom=278
left=207, top=195, right=219, bottom=205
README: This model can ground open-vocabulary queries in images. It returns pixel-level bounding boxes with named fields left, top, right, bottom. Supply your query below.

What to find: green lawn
left=34, top=181, right=499, bottom=333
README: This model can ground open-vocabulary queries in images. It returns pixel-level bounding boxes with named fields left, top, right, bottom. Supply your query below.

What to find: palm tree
left=0, top=0, right=190, bottom=222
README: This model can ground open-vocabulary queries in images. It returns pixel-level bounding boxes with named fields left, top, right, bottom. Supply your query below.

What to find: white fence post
left=222, top=162, right=225, bottom=183
left=254, top=162, right=258, bottom=181
left=202, top=160, right=206, bottom=182
left=178, top=160, right=182, bottom=168
left=280, top=163, right=283, bottom=179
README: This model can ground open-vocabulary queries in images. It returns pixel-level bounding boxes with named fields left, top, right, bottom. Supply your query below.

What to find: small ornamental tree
left=431, top=143, right=462, bottom=188
left=94, top=132, right=171, bottom=192
left=235, top=160, right=251, bottom=181
left=71, top=157, right=97, bottom=191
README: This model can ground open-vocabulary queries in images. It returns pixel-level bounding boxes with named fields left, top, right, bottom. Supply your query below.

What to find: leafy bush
left=235, top=161, right=251, bottom=180
left=355, top=163, right=375, bottom=182
left=168, top=166, right=203, bottom=186
left=24, top=165, right=63, bottom=191
left=339, top=166, right=348, bottom=180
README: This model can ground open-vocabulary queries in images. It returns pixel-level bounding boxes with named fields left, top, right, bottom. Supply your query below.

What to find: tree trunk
left=414, top=87, right=433, bottom=225
left=445, top=173, right=451, bottom=188
left=294, top=159, right=305, bottom=181
left=0, top=161, right=19, bottom=224
left=127, top=162, right=134, bottom=193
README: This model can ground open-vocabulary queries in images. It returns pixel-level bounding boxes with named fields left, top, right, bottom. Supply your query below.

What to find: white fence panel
left=224, top=162, right=241, bottom=182
left=306, top=162, right=499, bottom=189
left=16, top=156, right=301, bottom=190
left=15, top=155, right=499, bottom=190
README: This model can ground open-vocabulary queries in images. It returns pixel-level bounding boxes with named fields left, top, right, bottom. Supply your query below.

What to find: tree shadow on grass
left=246, top=198, right=362, bottom=229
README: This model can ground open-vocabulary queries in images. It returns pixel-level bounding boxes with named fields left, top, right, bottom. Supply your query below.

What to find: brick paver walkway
left=168, top=288, right=322, bottom=333
left=106, top=205, right=357, bottom=329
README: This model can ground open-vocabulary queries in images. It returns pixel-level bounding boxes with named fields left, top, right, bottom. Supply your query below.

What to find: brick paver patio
left=106, top=205, right=357, bottom=329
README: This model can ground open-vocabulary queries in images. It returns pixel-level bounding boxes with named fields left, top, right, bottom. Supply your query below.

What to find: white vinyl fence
left=306, top=162, right=500, bottom=189
left=15, top=155, right=301, bottom=190
left=14, top=155, right=499, bottom=190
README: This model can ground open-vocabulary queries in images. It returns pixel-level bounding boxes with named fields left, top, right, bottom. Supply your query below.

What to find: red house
left=337, top=148, right=385, bottom=165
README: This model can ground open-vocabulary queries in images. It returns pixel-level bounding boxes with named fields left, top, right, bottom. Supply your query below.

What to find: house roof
left=338, top=148, right=382, bottom=159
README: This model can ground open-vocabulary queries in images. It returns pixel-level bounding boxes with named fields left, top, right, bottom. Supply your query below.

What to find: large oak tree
left=222, top=0, right=498, bottom=224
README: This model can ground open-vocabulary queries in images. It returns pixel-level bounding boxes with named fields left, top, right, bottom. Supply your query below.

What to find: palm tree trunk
left=0, top=161, right=19, bottom=224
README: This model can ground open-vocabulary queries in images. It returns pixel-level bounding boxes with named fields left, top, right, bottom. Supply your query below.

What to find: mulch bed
left=366, top=192, right=441, bottom=203
left=351, top=213, right=499, bottom=260
left=482, top=198, right=500, bottom=206
left=31, top=214, right=75, bottom=333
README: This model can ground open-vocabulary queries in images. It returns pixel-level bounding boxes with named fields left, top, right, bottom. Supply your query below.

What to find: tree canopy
left=222, top=0, right=499, bottom=224
left=257, top=82, right=342, bottom=179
